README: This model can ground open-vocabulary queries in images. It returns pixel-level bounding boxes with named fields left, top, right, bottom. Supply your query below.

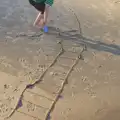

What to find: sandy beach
left=0, top=0, right=120, bottom=120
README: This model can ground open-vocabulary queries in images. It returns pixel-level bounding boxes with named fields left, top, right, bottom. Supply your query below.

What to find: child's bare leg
left=34, top=12, right=43, bottom=26
left=44, top=4, right=50, bottom=26
left=38, top=17, right=44, bottom=28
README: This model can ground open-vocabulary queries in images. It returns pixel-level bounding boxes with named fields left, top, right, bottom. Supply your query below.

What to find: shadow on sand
left=47, top=26, right=120, bottom=55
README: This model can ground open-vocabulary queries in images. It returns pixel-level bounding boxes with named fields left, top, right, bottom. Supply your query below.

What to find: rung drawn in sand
left=26, top=89, right=54, bottom=102
left=9, top=100, right=47, bottom=120
left=0, top=40, right=64, bottom=120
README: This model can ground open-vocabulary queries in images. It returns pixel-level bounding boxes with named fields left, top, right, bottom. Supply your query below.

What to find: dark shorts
left=29, top=0, right=45, bottom=14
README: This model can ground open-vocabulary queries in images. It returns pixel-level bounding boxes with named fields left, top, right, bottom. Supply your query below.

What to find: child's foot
left=43, top=26, right=48, bottom=33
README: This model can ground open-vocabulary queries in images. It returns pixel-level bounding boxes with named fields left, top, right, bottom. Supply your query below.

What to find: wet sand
left=0, top=0, right=120, bottom=120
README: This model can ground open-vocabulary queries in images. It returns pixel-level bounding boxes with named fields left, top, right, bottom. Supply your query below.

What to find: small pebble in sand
left=81, top=76, right=88, bottom=82
left=4, top=84, right=9, bottom=89
left=50, top=72, right=58, bottom=76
